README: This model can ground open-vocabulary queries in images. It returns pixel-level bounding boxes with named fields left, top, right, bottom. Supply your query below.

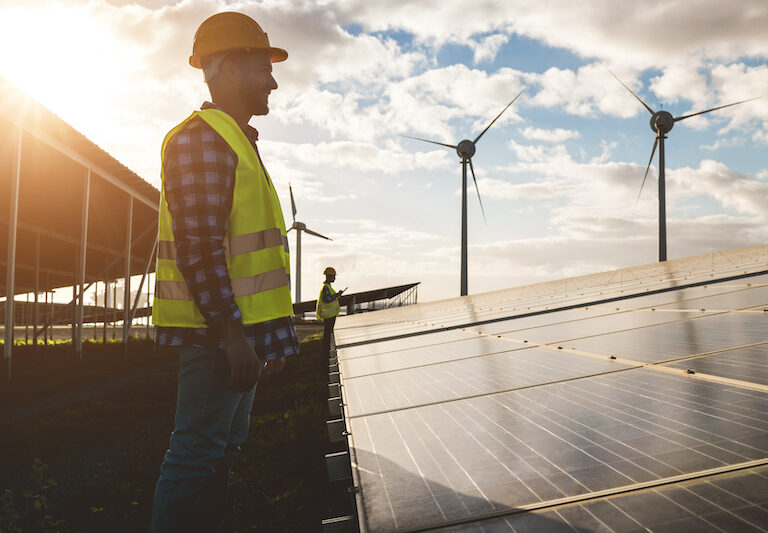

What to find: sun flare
left=0, top=5, right=125, bottom=130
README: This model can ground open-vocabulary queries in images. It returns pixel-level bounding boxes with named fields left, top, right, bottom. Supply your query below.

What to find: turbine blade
left=473, top=90, right=524, bottom=145
left=674, top=96, right=761, bottom=122
left=289, top=182, right=297, bottom=222
left=303, top=227, right=332, bottom=241
left=635, top=137, right=658, bottom=212
left=401, top=134, right=457, bottom=150
left=608, top=70, right=655, bottom=116
left=287, top=226, right=294, bottom=233
left=468, top=158, right=487, bottom=224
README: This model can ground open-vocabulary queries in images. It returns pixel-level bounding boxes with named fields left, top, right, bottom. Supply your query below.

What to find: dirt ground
left=0, top=322, right=352, bottom=533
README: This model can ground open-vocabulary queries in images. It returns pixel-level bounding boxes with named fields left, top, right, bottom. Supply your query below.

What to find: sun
left=0, top=4, right=124, bottom=132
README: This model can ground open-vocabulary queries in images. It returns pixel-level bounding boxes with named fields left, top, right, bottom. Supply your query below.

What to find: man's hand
left=220, top=319, right=263, bottom=392
left=263, top=357, right=286, bottom=376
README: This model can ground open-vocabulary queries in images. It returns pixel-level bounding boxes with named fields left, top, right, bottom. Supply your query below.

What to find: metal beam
left=0, top=217, right=151, bottom=270
left=28, top=202, right=156, bottom=340
left=0, top=115, right=157, bottom=210
left=127, top=235, right=158, bottom=330
left=4, top=127, right=22, bottom=378
left=76, top=169, right=91, bottom=358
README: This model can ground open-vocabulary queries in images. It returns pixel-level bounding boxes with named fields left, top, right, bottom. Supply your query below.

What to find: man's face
left=234, top=51, right=278, bottom=116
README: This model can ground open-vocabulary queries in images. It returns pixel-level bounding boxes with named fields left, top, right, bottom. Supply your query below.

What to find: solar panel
left=430, top=466, right=768, bottom=532
left=330, top=247, right=768, bottom=532
left=663, top=346, right=768, bottom=386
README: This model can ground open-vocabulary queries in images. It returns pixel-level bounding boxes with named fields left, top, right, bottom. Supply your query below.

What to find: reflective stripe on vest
left=316, top=283, right=340, bottom=319
left=158, top=229, right=290, bottom=261
left=152, top=108, right=293, bottom=327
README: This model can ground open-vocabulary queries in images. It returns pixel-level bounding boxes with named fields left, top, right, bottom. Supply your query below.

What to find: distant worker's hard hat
left=324, top=267, right=336, bottom=276
left=189, top=12, right=288, bottom=69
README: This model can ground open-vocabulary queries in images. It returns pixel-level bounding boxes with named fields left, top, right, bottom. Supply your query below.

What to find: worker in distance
left=317, top=266, right=345, bottom=358
left=150, top=11, right=297, bottom=533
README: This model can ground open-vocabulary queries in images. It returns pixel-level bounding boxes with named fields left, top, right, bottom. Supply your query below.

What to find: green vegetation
left=0, top=330, right=341, bottom=532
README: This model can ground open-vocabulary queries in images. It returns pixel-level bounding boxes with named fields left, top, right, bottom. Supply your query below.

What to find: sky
left=1, top=0, right=768, bottom=304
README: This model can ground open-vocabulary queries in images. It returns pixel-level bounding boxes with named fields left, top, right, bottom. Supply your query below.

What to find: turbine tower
left=286, top=183, right=331, bottom=307
left=404, top=90, right=524, bottom=296
left=611, top=71, right=758, bottom=262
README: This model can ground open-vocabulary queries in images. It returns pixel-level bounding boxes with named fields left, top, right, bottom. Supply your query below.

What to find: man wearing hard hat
left=316, top=267, right=345, bottom=357
left=151, top=12, right=296, bottom=533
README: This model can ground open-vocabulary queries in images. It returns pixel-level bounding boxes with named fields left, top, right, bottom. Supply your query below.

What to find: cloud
left=465, top=33, right=510, bottom=63
left=262, top=138, right=451, bottom=177
left=669, top=159, right=768, bottom=216
left=525, top=64, right=644, bottom=118
left=333, top=0, right=768, bottom=67
left=521, top=126, right=580, bottom=142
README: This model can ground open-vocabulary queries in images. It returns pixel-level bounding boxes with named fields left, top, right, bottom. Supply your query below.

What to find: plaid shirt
left=155, top=102, right=298, bottom=360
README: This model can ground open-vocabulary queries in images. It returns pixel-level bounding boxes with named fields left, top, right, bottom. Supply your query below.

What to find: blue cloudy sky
left=2, top=0, right=767, bottom=302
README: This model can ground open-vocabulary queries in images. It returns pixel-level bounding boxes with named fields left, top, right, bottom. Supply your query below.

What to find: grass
left=0, top=330, right=346, bottom=532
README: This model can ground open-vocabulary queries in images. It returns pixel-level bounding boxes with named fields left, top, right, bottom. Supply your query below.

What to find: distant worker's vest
left=316, top=283, right=340, bottom=320
left=152, top=108, right=292, bottom=327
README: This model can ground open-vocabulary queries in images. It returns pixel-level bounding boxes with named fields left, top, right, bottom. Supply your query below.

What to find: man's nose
left=269, top=74, right=278, bottom=90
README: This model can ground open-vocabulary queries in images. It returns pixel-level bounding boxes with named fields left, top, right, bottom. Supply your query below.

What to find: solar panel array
left=332, top=246, right=768, bottom=532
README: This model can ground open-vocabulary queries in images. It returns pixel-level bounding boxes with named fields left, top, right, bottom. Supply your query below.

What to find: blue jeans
left=151, top=346, right=260, bottom=533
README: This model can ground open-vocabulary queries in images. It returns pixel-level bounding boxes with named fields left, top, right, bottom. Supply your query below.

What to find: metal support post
left=296, top=229, right=302, bottom=308
left=5, top=127, right=22, bottom=378
left=658, top=134, right=667, bottom=262
left=44, top=276, right=49, bottom=344
left=123, top=196, right=133, bottom=349
left=103, top=261, right=109, bottom=344
left=72, top=263, right=77, bottom=345
left=24, top=292, right=29, bottom=343
left=33, top=232, right=40, bottom=347
left=460, top=158, right=468, bottom=296
left=112, top=281, right=117, bottom=340
left=146, top=271, right=151, bottom=338
left=76, top=169, right=91, bottom=358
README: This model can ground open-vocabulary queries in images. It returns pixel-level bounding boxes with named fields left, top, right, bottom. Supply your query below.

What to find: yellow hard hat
left=324, top=267, right=336, bottom=276
left=189, top=12, right=288, bottom=69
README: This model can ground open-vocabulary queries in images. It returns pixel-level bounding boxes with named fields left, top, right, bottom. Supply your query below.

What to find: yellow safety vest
left=316, top=283, right=340, bottom=319
left=152, top=108, right=293, bottom=327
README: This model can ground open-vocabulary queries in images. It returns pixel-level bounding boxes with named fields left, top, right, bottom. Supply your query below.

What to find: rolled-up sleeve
left=162, top=121, right=241, bottom=325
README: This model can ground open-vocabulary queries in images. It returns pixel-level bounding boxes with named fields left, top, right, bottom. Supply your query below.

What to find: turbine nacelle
left=651, top=111, right=674, bottom=135
left=293, top=221, right=307, bottom=231
left=457, top=139, right=476, bottom=159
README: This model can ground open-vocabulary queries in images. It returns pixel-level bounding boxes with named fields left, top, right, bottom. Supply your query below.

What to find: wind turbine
left=404, top=90, right=524, bottom=296
left=286, top=183, right=331, bottom=308
left=610, top=71, right=759, bottom=262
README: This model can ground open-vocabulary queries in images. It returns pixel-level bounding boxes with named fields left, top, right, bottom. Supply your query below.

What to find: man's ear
left=218, top=55, right=240, bottom=83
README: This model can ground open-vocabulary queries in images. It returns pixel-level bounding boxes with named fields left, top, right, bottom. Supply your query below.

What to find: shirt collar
left=200, top=101, right=259, bottom=142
